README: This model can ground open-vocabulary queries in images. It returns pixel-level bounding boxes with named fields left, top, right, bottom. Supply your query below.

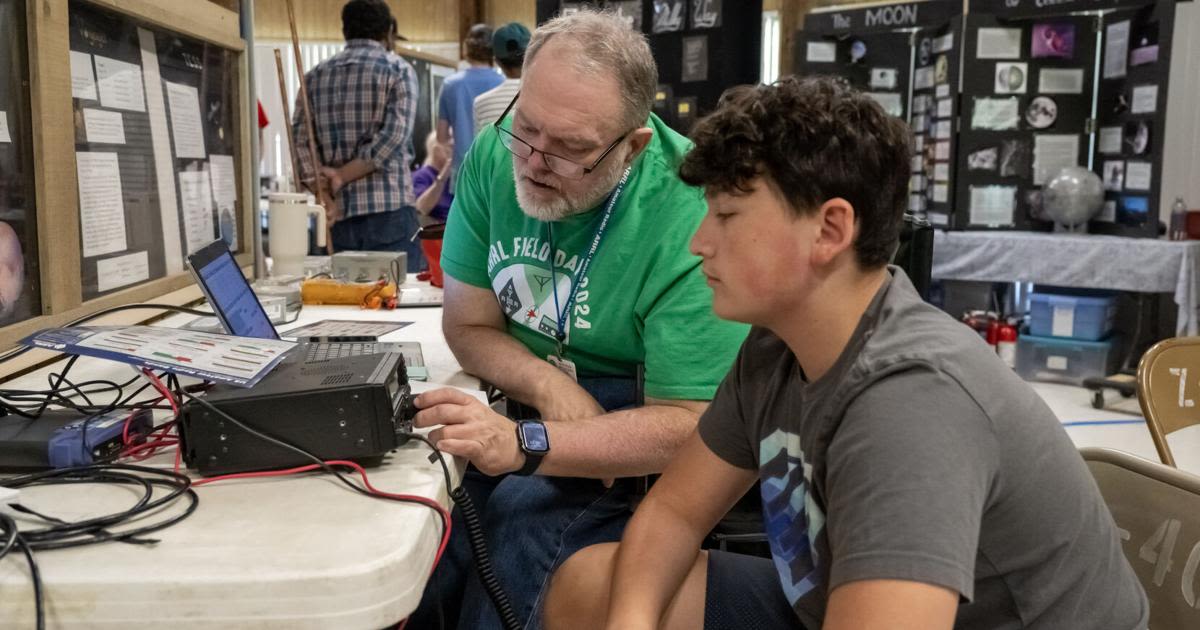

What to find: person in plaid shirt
left=293, top=0, right=423, bottom=270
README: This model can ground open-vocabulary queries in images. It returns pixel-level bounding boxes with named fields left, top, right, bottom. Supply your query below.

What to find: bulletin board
left=0, top=0, right=41, bottom=329
left=954, top=0, right=1173, bottom=237
left=0, top=0, right=251, bottom=354
left=536, top=0, right=763, bottom=134
left=69, top=1, right=241, bottom=300
left=797, top=0, right=963, bottom=228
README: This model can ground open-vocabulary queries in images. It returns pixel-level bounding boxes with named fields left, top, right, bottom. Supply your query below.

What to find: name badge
left=547, top=354, right=578, bottom=382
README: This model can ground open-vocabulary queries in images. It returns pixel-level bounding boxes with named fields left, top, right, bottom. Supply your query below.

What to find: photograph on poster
left=652, top=0, right=685, bottom=33
left=806, top=41, right=836, bottom=63
left=1025, top=96, right=1057, bottom=129
left=999, top=138, right=1031, bottom=178
left=690, top=0, right=721, bottom=29
left=972, top=97, right=1019, bottom=130
left=968, top=146, right=999, bottom=171
left=681, top=36, right=708, bottom=83
left=1038, top=68, right=1084, bottom=94
left=914, top=95, right=929, bottom=114
left=1104, top=20, right=1129, bottom=79
left=870, top=68, right=898, bottom=90
left=867, top=92, right=903, bottom=118
left=849, top=39, right=867, bottom=64
left=977, top=28, right=1022, bottom=59
left=1098, top=126, right=1123, bottom=154
left=995, top=62, right=1027, bottom=94
left=934, top=162, right=950, bottom=182
left=1124, top=120, right=1151, bottom=155
left=1131, top=85, right=1157, bottom=114
left=1118, top=196, right=1149, bottom=225
left=969, top=185, right=1017, bottom=226
left=935, top=55, right=949, bottom=84
left=1031, top=23, right=1075, bottom=58
left=1103, top=160, right=1125, bottom=192
left=919, top=36, right=934, bottom=65
left=934, top=120, right=951, bottom=140
left=1032, top=134, right=1079, bottom=185
left=1125, top=162, right=1152, bottom=190
left=1130, top=22, right=1159, bottom=66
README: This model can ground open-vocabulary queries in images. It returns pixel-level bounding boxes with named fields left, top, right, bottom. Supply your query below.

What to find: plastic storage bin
left=1028, top=292, right=1117, bottom=341
left=1015, top=334, right=1119, bottom=386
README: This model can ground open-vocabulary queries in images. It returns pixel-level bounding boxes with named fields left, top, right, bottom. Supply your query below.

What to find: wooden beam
left=27, top=0, right=82, bottom=316
left=84, top=0, right=244, bottom=50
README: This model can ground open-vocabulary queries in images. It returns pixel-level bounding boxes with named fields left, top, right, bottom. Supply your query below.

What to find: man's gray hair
left=524, top=10, right=658, bottom=132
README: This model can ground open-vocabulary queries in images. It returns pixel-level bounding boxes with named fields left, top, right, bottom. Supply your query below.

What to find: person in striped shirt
left=473, top=22, right=530, bottom=135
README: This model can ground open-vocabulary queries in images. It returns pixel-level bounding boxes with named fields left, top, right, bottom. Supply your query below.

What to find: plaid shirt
left=293, top=40, right=417, bottom=219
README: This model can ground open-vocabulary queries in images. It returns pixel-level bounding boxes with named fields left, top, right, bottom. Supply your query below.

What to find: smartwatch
left=514, top=420, right=550, bottom=476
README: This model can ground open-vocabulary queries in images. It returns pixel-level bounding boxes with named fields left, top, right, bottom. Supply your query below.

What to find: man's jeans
left=330, top=206, right=425, bottom=273
left=410, top=376, right=639, bottom=630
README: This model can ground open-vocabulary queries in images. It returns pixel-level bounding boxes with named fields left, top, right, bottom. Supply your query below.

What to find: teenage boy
left=543, top=76, right=1148, bottom=630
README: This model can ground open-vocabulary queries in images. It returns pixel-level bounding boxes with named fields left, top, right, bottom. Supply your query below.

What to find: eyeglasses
left=492, top=92, right=630, bottom=181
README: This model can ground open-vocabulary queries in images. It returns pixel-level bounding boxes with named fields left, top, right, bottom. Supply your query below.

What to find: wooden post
left=274, top=48, right=302, bottom=192
left=284, top=0, right=334, bottom=253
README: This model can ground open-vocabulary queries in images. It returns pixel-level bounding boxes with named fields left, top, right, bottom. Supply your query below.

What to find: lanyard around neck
left=547, top=166, right=632, bottom=354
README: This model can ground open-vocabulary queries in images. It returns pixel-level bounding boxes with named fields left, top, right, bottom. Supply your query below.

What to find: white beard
left=512, top=149, right=628, bottom=222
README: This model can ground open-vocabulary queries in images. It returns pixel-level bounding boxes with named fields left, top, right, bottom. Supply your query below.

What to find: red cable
left=192, top=460, right=452, bottom=574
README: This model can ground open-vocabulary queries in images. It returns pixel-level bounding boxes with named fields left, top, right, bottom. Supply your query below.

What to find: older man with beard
left=407, top=9, right=748, bottom=630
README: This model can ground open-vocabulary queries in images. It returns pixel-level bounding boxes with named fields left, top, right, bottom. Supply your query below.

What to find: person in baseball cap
left=473, top=22, right=531, bottom=134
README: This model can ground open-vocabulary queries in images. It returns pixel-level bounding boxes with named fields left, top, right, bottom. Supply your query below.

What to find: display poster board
left=797, top=0, right=963, bottom=228
left=69, top=1, right=240, bottom=300
left=0, top=0, right=42, bottom=328
left=956, top=0, right=1172, bottom=237
left=537, top=0, right=762, bottom=134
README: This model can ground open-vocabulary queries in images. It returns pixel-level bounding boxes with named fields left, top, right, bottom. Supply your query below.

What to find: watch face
left=519, top=422, right=550, bottom=453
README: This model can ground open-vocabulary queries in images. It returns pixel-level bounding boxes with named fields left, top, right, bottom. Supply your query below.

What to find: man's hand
left=319, top=165, right=346, bottom=195
left=414, top=388, right=525, bottom=476
left=314, top=173, right=342, bottom=225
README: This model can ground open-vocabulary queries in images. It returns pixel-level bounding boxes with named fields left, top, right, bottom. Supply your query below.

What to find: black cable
left=0, top=512, right=45, bottom=630
left=1, top=464, right=198, bottom=550
left=176, top=390, right=451, bottom=542
left=403, top=433, right=520, bottom=630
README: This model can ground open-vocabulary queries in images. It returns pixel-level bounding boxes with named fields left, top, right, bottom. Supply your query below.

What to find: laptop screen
left=188, top=241, right=279, bottom=340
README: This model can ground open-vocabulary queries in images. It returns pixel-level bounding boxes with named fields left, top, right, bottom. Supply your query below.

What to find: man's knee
left=544, top=543, right=619, bottom=630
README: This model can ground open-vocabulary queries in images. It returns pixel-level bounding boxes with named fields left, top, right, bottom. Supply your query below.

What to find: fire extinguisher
left=996, top=321, right=1018, bottom=368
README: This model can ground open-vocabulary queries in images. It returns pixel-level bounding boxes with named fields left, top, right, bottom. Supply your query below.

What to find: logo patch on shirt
left=492, top=263, right=573, bottom=343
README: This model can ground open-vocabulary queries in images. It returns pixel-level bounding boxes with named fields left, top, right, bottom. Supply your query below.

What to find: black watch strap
left=514, top=450, right=544, bottom=476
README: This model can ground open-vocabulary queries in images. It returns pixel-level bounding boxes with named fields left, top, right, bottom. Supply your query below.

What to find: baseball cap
left=492, top=22, right=531, bottom=63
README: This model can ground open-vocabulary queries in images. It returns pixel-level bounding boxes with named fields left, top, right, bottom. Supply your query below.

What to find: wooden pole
left=285, top=0, right=335, bottom=254
left=273, top=49, right=302, bottom=193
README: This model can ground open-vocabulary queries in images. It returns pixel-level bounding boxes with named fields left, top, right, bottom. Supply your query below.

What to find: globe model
left=1043, top=166, right=1104, bottom=227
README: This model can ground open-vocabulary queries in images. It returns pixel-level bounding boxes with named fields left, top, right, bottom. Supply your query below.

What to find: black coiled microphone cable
left=449, top=485, right=521, bottom=630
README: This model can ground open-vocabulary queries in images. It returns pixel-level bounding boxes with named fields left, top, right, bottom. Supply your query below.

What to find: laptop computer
left=186, top=240, right=427, bottom=380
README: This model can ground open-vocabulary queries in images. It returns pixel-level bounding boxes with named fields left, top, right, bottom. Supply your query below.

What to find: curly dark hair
left=342, top=0, right=392, bottom=42
left=465, top=24, right=494, bottom=63
left=680, top=76, right=912, bottom=269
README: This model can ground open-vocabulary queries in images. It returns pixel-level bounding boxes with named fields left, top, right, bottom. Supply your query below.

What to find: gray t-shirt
left=699, top=269, right=1147, bottom=630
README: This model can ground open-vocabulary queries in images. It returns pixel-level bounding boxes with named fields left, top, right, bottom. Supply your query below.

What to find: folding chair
left=1081, top=447, right=1200, bottom=629
left=1136, top=336, right=1200, bottom=467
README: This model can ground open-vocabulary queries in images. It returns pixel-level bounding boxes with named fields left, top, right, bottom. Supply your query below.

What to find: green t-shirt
left=441, top=114, right=748, bottom=400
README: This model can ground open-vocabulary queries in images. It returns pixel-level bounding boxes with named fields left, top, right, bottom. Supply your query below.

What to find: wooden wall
left=253, top=0, right=459, bottom=42
left=485, top=0, right=535, bottom=28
